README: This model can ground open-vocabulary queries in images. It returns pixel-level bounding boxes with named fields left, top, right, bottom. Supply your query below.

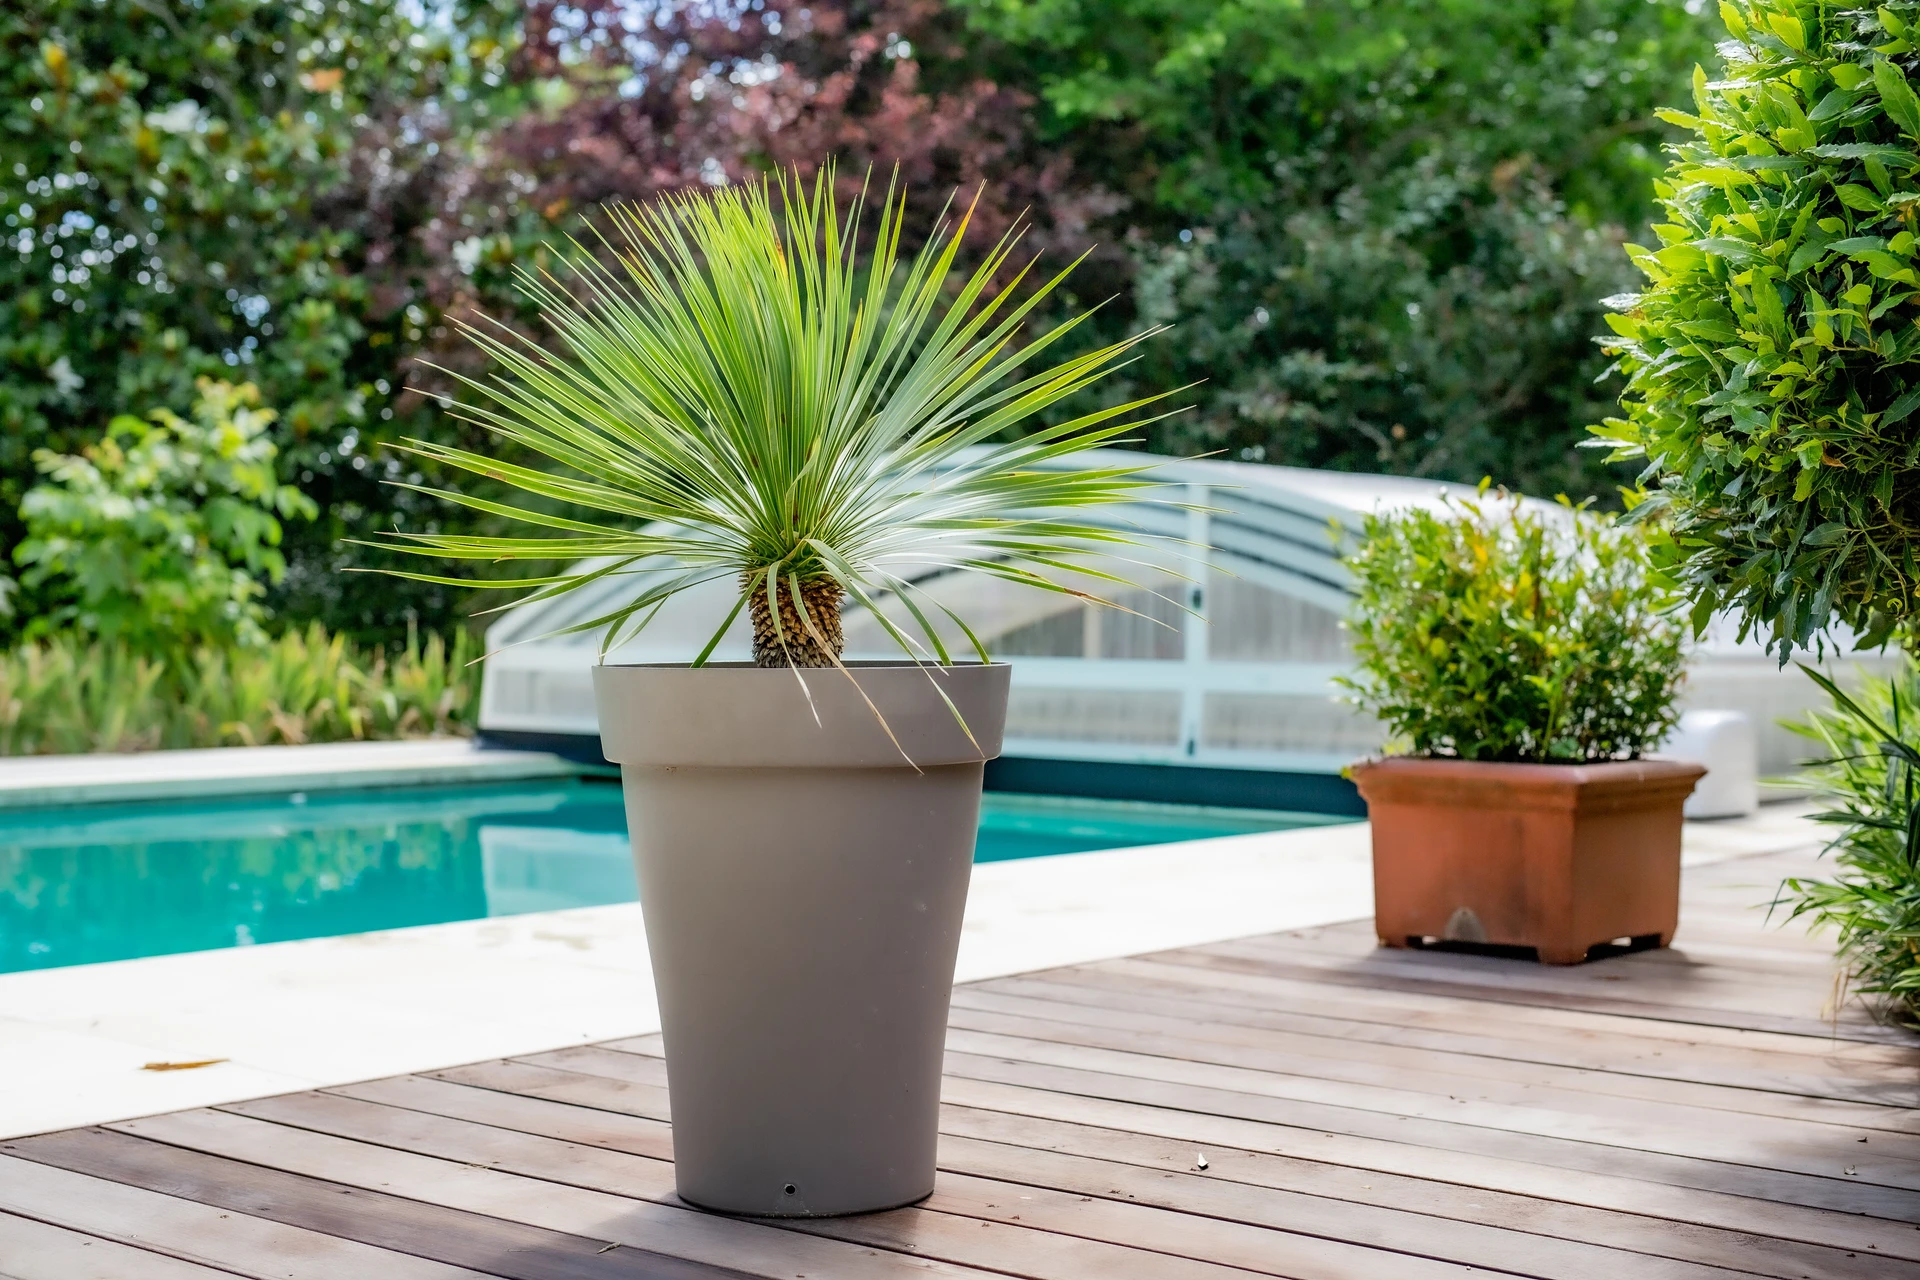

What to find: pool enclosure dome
left=476, top=450, right=1881, bottom=785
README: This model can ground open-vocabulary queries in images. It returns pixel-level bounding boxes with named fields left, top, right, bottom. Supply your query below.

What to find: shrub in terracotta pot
left=1338, top=490, right=1702, bottom=964
left=1595, top=1, right=1920, bottom=1023
left=365, top=172, right=1170, bottom=1215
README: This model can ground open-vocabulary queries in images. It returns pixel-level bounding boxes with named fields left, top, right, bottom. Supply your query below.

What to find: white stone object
left=1661, top=709, right=1759, bottom=819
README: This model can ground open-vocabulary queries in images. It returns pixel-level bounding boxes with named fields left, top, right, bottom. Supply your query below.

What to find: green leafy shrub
left=1337, top=491, right=1689, bottom=761
left=1597, top=1, right=1920, bottom=654
left=1781, top=663, right=1920, bottom=1023
left=0, top=624, right=475, bottom=755
left=15, top=379, right=315, bottom=649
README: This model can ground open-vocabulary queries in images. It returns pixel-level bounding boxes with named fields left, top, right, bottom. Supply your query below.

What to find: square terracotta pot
left=1348, top=756, right=1706, bottom=965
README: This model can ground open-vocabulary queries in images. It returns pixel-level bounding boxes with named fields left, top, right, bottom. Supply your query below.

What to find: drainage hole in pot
left=784, top=1184, right=797, bottom=1196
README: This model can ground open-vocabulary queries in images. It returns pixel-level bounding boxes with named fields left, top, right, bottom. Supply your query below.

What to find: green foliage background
left=0, top=0, right=1723, bottom=651
left=948, top=0, right=1720, bottom=494
left=0, top=0, right=523, bottom=644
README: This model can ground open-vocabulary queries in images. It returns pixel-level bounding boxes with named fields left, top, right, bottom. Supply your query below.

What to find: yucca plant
left=367, top=169, right=1175, bottom=668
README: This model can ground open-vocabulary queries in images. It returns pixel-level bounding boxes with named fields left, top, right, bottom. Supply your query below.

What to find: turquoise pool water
left=0, top=779, right=1344, bottom=974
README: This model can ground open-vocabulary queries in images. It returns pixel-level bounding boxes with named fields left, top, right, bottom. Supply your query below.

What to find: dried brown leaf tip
left=140, top=1058, right=228, bottom=1072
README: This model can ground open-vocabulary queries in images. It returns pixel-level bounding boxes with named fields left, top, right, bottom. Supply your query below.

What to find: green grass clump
left=1782, top=664, right=1920, bottom=1024
left=0, top=624, right=476, bottom=755
left=1337, top=488, right=1689, bottom=762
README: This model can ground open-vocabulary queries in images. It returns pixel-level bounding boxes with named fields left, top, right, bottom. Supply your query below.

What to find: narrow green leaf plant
left=364, top=168, right=1177, bottom=676
left=1781, top=661, right=1920, bottom=1024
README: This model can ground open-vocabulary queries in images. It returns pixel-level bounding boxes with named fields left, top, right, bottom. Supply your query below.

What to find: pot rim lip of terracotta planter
left=1349, top=753, right=1706, bottom=779
left=1347, top=753, right=1707, bottom=810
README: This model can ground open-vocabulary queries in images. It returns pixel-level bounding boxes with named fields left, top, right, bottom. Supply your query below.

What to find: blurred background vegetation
left=0, top=0, right=1722, bottom=746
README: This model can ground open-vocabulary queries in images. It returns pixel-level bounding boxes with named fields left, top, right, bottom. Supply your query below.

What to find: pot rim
left=1350, top=753, right=1705, bottom=774
left=596, top=659, right=1010, bottom=671
left=592, top=660, right=1011, bottom=769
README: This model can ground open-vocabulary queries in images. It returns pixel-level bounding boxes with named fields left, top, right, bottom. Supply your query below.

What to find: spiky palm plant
left=368, top=170, right=1175, bottom=669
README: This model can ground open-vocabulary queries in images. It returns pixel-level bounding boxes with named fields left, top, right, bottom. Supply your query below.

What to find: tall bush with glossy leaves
left=1596, top=1, right=1920, bottom=656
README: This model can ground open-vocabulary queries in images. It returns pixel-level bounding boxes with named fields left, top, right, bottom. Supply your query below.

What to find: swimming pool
left=0, top=779, right=1346, bottom=974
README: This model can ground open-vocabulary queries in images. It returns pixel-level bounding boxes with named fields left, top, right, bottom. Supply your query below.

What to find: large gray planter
left=593, top=661, right=1010, bottom=1217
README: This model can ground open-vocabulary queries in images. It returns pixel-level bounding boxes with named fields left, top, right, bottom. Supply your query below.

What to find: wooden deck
left=3, top=846, right=1917, bottom=1279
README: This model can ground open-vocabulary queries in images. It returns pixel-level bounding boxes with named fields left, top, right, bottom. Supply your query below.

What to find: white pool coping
left=0, top=738, right=588, bottom=810
left=0, top=799, right=1825, bottom=1140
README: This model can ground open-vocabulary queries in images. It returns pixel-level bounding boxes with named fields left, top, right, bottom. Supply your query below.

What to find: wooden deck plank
left=0, top=1153, right=490, bottom=1280
left=941, top=987, right=1920, bottom=1135
left=7, top=1126, right=748, bottom=1280
left=1209, top=932, right=1847, bottom=1013
left=0, top=1210, right=245, bottom=1280
left=1087, top=953, right=1920, bottom=1073
left=4, top=844, right=1913, bottom=1278
left=1145, top=944, right=1901, bottom=1046
left=978, top=966, right=1920, bottom=1105
left=580, top=1025, right=1920, bottom=1188
left=351, top=1056, right=1746, bottom=1280
left=221, top=1084, right=1427, bottom=1280
left=432, top=1057, right=1918, bottom=1265
left=956, top=1029, right=1920, bottom=1192
left=345, top=1075, right=1838, bottom=1279
left=934, top=1077, right=1920, bottom=1262
left=938, top=1049, right=1920, bottom=1220
left=492, top=1039, right=1920, bottom=1251
left=960, top=974, right=1920, bottom=1113
left=102, top=1109, right=1013, bottom=1280
left=932, top=1104, right=1898, bottom=1280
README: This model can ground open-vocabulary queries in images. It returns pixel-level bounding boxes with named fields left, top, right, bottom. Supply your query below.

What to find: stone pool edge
left=0, top=739, right=593, bottom=810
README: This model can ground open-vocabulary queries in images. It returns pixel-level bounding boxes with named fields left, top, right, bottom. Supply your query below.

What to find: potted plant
left=1339, top=489, right=1702, bottom=965
left=364, top=172, right=1169, bottom=1215
left=1595, top=2, right=1920, bottom=1016
left=1781, top=664, right=1920, bottom=1025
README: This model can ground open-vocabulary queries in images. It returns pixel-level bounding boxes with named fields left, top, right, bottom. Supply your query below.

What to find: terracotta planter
left=1349, top=757, right=1706, bottom=965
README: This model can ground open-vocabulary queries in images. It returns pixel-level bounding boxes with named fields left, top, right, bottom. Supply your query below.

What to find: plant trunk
left=747, top=574, right=844, bottom=668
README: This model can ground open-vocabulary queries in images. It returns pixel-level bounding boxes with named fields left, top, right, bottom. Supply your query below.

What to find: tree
left=1598, top=1, right=1920, bottom=655
left=0, top=0, right=518, bottom=642
left=946, top=0, right=1721, bottom=495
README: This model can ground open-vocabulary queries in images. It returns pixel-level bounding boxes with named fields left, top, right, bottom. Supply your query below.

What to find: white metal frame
left=479, top=452, right=1484, bottom=773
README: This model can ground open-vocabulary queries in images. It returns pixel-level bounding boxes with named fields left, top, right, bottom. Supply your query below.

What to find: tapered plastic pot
left=593, top=661, right=1010, bottom=1217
